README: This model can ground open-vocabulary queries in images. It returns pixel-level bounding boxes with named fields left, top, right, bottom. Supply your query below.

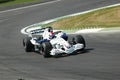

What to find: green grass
left=47, top=5, right=120, bottom=30
left=0, top=0, right=42, bottom=7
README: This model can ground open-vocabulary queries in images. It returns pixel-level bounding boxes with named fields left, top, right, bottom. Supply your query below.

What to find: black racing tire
left=68, top=34, right=86, bottom=50
left=74, top=35, right=86, bottom=46
left=74, top=35, right=86, bottom=50
left=41, top=42, right=52, bottom=58
left=23, top=37, right=34, bottom=52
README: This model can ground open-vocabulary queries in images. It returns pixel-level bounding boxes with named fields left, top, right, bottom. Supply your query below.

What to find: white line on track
left=0, top=0, right=61, bottom=14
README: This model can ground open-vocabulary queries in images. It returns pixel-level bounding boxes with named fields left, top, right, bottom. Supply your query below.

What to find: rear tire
left=23, top=37, right=34, bottom=52
left=41, top=42, right=52, bottom=58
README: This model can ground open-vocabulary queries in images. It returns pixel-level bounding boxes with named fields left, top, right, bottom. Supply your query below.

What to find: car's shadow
left=53, top=48, right=94, bottom=58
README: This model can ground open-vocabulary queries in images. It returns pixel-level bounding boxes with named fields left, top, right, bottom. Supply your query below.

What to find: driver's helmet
left=47, top=27, right=55, bottom=39
left=47, top=27, right=53, bottom=32
left=58, top=32, right=68, bottom=41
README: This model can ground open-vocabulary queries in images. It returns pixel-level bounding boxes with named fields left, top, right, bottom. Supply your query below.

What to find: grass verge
left=45, top=5, right=120, bottom=30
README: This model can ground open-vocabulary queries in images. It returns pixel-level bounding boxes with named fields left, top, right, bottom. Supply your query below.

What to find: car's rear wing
left=30, top=28, right=45, bottom=35
left=28, top=27, right=62, bottom=38
left=27, top=28, right=45, bottom=38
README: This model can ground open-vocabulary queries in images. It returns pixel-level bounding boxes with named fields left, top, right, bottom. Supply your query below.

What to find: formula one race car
left=23, top=27, right=86, bottom=58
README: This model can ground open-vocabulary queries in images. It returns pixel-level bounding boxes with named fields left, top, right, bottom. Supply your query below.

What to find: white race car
left=23, top=27, right=86, bottom=58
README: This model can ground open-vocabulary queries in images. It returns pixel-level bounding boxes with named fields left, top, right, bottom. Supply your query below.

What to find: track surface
left=0, top=0, right=120, bottom=80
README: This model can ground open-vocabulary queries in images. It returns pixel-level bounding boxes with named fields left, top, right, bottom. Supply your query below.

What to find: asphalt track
left=0, top=0, right=120, bottom=80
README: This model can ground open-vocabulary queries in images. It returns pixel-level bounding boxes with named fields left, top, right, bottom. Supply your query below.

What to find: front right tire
left=68, top=34, right=86, bottom=50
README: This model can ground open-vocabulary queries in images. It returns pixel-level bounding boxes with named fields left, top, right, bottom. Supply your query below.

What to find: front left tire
left=41, top=42, right=52, bottom=58
left=23, top=37, right=34, bottom=52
